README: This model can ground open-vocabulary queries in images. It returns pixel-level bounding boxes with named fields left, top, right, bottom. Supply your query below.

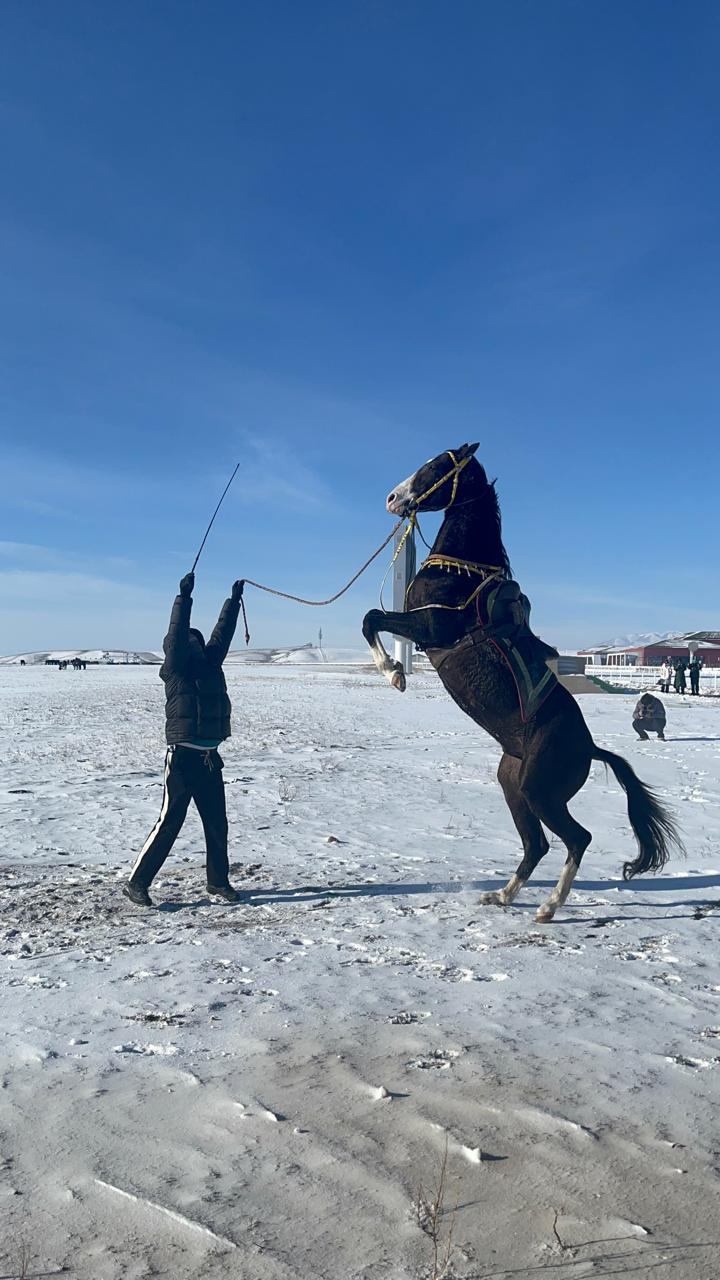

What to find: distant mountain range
left=588, top=629, right=720, bottom=652
left=593, top=630, right=680, bottom=649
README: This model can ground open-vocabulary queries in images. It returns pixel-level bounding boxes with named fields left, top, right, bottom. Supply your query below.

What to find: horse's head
left=386, top=443, right=481, bottom=516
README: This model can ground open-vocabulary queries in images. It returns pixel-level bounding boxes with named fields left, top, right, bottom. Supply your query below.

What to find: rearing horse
left=362, top=444, right=682, bottom=922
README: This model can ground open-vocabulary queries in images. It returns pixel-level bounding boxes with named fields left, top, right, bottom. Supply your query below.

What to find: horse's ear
left=457, top=442, right=479, bottom=459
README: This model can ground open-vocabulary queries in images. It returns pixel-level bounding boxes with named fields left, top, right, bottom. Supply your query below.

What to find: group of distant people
left=658, top=655, right=703, bottom=696
left=44, top=657, right=88, bottom=670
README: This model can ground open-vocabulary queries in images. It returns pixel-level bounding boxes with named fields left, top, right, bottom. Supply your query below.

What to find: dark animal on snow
left=362, top=444, right=683, bottom=922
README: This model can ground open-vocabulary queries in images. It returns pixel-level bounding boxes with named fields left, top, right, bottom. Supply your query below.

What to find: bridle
left=380, top=450, right=502, bottom=613
left=407, top=449, right=473, bottom=513
left=241, top=448, right=501, bottom=639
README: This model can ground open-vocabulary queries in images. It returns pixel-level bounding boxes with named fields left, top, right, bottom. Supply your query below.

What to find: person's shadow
left=662, top=736, right=720, bottom=742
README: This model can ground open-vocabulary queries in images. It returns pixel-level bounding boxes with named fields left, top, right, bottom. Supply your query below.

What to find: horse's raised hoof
left=389, top=664, right=406, bottom=692
left=480, top=891, right=507, bottom=907
left=536, top=905, right=556, bottom=924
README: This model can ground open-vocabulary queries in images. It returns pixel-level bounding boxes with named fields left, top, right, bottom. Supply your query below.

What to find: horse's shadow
left=151, top=866, right=720, bottom=914
left=246, top=872, right=720, bottom=909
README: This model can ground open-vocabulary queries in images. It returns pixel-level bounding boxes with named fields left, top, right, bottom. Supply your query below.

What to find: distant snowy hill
left=226, top=645, right=371, bottom=665
left=592, top=630, right=680, bottom=649
left=1, top=645, right=373, bottom=667
left=588, top=629, right=720, bottom=651
left=0, top=649, right=162, bottom=666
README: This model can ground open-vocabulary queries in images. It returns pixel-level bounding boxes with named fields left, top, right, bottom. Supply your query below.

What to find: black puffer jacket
left=160, top=593, right=241, bottom=744
left=633, top=693, right=666, bottom=724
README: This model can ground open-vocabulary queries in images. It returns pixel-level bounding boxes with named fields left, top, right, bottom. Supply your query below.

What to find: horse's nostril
left=387, top=492, right=396, bottom=504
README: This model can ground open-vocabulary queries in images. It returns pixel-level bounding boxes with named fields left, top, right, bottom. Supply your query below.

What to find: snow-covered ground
left=1, top=665, right=719, bottom=1279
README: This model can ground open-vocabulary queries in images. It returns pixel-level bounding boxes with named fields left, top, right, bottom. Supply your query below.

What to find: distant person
left=673, top=659, right=687, bottom=694
left=659, top=659, right=673, bottom=694
left=632, top=692, right=667, bottom=741
left=20, top=659, right=25, bottom=666
left=124, top=572, right=245, bottom=908
left=689, top=656, right=703, bottom=695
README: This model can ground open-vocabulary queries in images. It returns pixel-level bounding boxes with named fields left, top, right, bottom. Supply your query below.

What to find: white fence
left=584, top=663, right=720, bottom=694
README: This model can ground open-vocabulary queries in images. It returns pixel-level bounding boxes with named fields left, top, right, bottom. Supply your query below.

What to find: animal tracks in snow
left=407, top=1048, right=463, bottom=1071
left=112, top=1042, right=180, bottom=1056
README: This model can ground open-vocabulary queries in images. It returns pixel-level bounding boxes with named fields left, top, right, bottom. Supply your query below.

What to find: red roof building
left=578, top=632, right=720, bottom=667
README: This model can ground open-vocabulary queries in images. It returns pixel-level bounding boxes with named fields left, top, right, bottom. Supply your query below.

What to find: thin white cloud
left=0, top=540, right=137, bottom=575
left=234, top=432, right=331, bottom=511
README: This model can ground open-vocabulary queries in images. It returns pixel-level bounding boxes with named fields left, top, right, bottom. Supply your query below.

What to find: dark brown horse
left=362, top=444, right=682, bottom=922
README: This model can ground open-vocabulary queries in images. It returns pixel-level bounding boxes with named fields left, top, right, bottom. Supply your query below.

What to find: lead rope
left=240, top=519, right=405, bottom=644
left=379, top=512, right=417, bottom=613
left=239, top=451, right=470, bottom=643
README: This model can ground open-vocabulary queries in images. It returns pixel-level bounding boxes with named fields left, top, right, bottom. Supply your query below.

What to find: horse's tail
left=592, top=746, right=684, bottom=879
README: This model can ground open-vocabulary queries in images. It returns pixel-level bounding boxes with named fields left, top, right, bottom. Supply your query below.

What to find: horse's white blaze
left=536, top=861, right=578, bottom=921
left=386, top=474, right=416, bottom=515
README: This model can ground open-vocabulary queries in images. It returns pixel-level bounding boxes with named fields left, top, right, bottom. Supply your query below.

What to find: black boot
left=123, top=881, right=153, bottom=907
left=207, top=883, right=243, bottom=903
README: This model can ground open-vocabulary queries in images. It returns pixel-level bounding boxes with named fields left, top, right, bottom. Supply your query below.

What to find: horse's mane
left=473, top=467, right=512, bottom=578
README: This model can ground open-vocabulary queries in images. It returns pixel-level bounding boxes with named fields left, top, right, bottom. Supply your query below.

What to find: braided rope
left=242, top=519, right=404, bottom=608
left=239, top=451, right=474, bottom=642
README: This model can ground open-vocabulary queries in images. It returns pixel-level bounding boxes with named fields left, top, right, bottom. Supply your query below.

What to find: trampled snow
left=1, top=664, right=719, bottom=1278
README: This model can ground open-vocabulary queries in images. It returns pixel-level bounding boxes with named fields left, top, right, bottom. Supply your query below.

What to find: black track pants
left=632, top=718, right=665, bottom=739
left=130, top=746, right=229, bottom=888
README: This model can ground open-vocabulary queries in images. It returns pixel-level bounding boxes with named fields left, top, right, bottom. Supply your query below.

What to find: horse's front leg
left=362, top=609, right=432, bottom=692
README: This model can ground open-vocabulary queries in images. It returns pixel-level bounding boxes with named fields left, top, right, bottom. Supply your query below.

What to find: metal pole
left=392, top=524, right=415, bottom=675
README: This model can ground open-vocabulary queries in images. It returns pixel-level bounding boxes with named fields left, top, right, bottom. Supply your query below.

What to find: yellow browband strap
left=411, top=449, right=470, bottom=510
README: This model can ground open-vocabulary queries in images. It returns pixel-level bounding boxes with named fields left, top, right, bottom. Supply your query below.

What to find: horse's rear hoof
left=536, top=905, right=555, bottom=924
left=480, top=891, right=506, bottom=907
left=390, top=670, right=406, bottom=692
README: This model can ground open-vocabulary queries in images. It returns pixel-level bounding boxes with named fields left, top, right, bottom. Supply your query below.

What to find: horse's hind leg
left=522, top=783, right=591, bottom=924
left=480, top=753, right=551, bottom=907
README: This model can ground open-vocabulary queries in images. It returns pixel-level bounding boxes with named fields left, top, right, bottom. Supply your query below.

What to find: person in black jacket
left=632, top=692, right=667, bottom=741
left=124, top=572, right=245, bottom=907
left=689, top=656, right=703, bottom=695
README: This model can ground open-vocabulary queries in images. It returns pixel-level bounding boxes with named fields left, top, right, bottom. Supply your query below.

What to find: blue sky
left=1, top=1, right=718, bottom=653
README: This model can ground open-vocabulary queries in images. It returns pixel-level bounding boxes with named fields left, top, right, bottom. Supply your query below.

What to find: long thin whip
left=191, top=463, right=240, bottom=572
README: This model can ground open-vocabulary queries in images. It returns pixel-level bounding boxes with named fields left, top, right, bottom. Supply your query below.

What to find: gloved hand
left=179, top=572, right=195, bottom=597
left=231, top=579, right=245, bottom=602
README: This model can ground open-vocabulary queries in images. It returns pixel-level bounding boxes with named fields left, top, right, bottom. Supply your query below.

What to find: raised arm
left=205, top=580, right=244, bottom=665
left=162, top=573, right=194, bottom=672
